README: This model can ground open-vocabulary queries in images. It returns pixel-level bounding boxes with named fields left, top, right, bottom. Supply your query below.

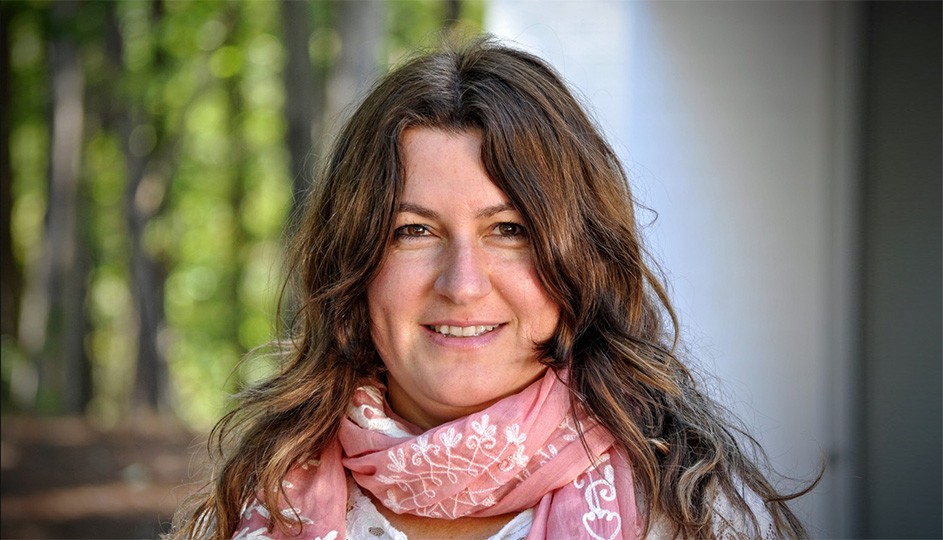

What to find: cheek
left=366, top=259, right=415, bottom=349
left=365, top=273, right=391, bottom=345
left=503, top=265, right=561, bottom=340
left=528, top=276, right=561, bottom=338
left=532, top=295, right=561, bottom=340
left=366, top=257, right=398, bottom=313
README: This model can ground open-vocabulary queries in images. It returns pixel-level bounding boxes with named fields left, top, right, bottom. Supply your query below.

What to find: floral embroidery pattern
left=349, top=385, right=604, bottom=522
left=234, top=478, right=336, bottom=540
left=234, top=372, right=639, bottom=539
left=374, top=413, right=533, bottom=518
left=574, top=453, right=621, bottom=540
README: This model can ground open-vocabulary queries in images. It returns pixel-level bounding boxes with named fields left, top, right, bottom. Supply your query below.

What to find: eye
left=493, top=222, right=527, bottom=238
left=393, top=224, right=431, bottom=238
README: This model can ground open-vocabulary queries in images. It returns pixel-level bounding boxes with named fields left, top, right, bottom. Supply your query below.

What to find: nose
left=433, top=240, right=492, bottom=304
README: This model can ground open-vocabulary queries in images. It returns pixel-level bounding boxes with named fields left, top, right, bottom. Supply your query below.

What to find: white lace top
left=647, top=484, right=779, bottom=539
left=344, top=476, right=776, bottom=540
left=345, top=476, right=533, bottom=540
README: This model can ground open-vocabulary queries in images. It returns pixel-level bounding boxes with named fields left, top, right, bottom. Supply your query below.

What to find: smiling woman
left=368, top=128, right=559, bottom=430
left=169, top=37, right=813, bottom=540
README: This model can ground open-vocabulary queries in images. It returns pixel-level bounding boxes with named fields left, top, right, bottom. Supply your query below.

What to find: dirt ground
left=1, top=415, right=209, bottom=539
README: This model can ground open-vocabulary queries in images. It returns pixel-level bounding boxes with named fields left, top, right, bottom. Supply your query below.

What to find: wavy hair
left=172, top=36, right=811, bottom=539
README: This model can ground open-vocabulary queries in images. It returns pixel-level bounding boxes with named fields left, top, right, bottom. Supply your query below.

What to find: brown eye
left=494, top=222, right=526, bottom=237
left=394, top=224, right=430, bottom=238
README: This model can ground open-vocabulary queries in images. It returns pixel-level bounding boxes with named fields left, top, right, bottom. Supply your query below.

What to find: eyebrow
left=397, top=202, right=517, bottom=219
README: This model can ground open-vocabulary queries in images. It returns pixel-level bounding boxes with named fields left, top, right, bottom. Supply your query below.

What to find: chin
left=442, top=383, right=525, bottom=410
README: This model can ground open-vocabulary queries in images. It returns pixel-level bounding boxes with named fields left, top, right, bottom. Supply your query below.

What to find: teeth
left=431, top=324, right=498, bottom=337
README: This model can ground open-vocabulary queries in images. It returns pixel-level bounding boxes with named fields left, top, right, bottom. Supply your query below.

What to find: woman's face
left=367, top=128, right=560, bottom=430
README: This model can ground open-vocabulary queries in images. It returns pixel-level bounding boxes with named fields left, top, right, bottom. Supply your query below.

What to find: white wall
left=488, top=2, right=859, bottom=537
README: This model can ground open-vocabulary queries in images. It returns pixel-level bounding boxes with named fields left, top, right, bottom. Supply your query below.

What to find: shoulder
left=709, top=485, right=778, bottom=539
left=644, top=485, right=778, bottom=539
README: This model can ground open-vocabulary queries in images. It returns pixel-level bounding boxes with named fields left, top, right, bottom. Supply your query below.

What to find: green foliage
left=386, top=0, right=486, bottom=64
left=4, top=1, right=50, bottom=410
left=4, top=0, right=485, bottom=429
left=7, top=5, right=49, bottom=270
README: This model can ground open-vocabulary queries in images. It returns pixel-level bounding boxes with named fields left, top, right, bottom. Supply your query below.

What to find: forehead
left=399, top=127, right=512, bottom=211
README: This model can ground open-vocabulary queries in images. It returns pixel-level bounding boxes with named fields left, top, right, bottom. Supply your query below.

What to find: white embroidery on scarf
left=348, top=387, right=413, bottom=438
left=533, top=417, right=580, bottom=467
left=574, top=452, right=622, bottom=540
left=232, top=524, right=336, bottom=540
left=350, top=382, right=612, bottom=524
left=234, top=472, right=335, bottom=540
left=375, top=413, right=533, bottom=518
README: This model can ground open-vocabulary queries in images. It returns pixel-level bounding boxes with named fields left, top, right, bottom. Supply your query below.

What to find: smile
left=428, top=324, right=499, bottom=337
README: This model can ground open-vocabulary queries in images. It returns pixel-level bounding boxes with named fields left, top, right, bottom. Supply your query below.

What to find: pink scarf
left=234, top=369, right=639, bottom=539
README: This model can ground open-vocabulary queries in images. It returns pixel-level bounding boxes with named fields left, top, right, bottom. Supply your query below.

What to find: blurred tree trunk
left=128, top=1, right=170, bottom=412
left=223, top=5, right=249, bottom=392
left=280, top=0, right=383, bottom=215
left=106, top=0, right=171, bottom=412
left=0, top=3, right=22, bottom=342
left=444, top=0, right=461, bottom=28
left=325, top=0, right=384, bottom=141
left=280, top=0, right=324, bottom=214
left=24, top=0, right=92, bottom=413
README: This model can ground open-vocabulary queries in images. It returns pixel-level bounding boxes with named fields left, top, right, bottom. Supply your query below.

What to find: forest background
left=1, top=0, right=479, bottom=537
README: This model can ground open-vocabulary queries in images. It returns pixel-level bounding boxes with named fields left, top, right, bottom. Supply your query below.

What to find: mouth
left=427, top=324, right=500, bottom=338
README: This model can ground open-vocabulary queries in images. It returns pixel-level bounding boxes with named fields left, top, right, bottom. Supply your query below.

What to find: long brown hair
left=172, top=36, right=811, bottom=539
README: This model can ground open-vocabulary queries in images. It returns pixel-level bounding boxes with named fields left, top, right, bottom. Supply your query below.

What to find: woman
left=173, top=37, right=812, bottom=539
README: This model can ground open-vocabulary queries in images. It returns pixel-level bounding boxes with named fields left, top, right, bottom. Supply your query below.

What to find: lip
left=424, top=320, right=504, bottom=327
left=422, top=322, right=505, bottom=349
